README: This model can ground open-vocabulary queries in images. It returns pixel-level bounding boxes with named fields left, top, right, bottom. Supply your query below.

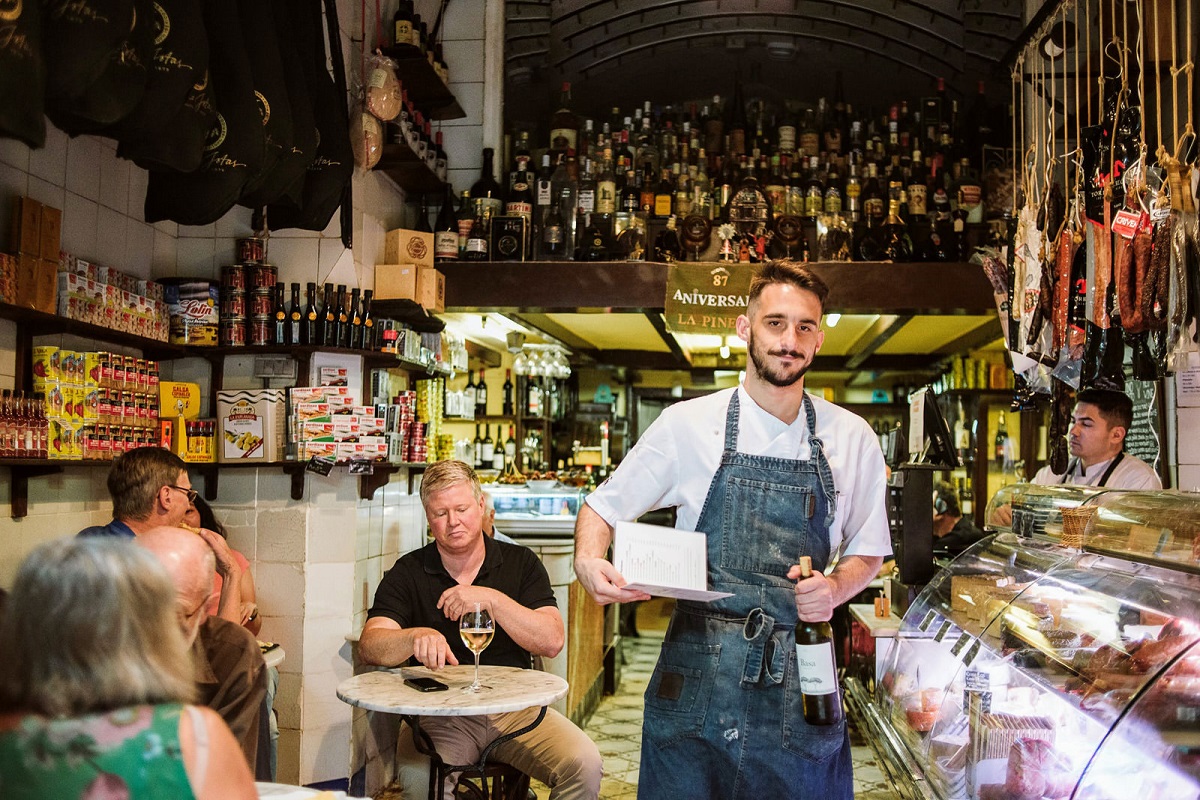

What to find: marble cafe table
left=337, top=665, right=568, bottom=800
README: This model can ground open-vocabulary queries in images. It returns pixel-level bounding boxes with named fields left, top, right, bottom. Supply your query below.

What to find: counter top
left=848, top=604, right=903, bottom=637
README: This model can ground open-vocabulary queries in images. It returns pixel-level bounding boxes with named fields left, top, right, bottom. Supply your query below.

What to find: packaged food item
left=216, top=390, right=287, bottom=462
left=365, top=55, right=402, bottom=120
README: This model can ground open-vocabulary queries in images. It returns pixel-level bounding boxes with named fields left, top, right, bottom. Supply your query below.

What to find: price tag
left=305, top=455, right=336, bottom=476
left=950, top=632, right=972, bottom=657
left=348, top=458, right=375, bottom=475
left=934, top=621, right=953, bottom=642
left=964, top=640, right=982, bottom=666
left=964, top=668, right=990, bottom=691
left=1111, top=208, right=1143, bottom=239
left=919, top=610, right=937, bottom=632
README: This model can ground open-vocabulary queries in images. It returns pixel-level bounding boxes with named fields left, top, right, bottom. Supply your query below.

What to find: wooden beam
left=506, top=313, right=596, bottom=351
left=464, top=340, right=502, bottom=369
left=442, top=261, right=998, bottom=315
left=845, top=314, right=914, bottom=370
left=643, top=312, right=691, bottom=368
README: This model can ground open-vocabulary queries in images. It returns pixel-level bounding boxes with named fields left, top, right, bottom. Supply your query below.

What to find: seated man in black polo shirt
left=359, top=460, right=602, bottom=800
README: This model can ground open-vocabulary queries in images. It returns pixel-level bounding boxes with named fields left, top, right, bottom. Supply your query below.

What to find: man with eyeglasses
left=78, top=449, right=267, bottom=773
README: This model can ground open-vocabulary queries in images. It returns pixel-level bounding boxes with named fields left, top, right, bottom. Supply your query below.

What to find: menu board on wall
left=1123, top=371, right=1164, bottom=478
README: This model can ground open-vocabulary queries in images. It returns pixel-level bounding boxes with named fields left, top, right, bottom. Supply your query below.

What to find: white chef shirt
left=1032, top=452, right=1162, bottom=490
left=586, top=386, right=893, bottom=560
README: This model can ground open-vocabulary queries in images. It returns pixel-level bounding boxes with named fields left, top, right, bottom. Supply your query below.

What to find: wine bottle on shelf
left=336, top=285, right=351, bottom=348
left=465, top=371, right=477, bottom=416
left=481, top=424, right=495, bottom=464
left=463, top=207, right=489, bottom=261
left=287, top=283, right=302, bottom=346
left=473, top=422, right=483, bottom=467
left=273, top=283, right=287, bottom=345
left=470, top=148, right=504, bottom=234
left=794, top=556, right=844, bottom=726
left=502, top=369, right=514, bottom=415
left=360, top=290, right=375, bottom=351
left=392, top=0, right=414, bottom=47
left=491, top=430, right=506, bottom=470
left=434, top=184, right=459, bottom=262
left=348, top=288, right=363, bottom=350
left=320, top=283, right=336, bottom=346
left=475, top=369, right=488, bottom=417
left=504, top=424, right=517, bottom=465
left=994, top=411, right=1009, bottom=466
left=415, top=198, right=433, bottom=233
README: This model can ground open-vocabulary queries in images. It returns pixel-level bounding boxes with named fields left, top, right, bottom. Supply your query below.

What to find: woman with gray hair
left=0, top=538, right=256, bottom=800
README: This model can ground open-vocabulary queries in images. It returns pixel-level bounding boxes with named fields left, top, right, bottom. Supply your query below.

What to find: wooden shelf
left=378, top=46, right=465, bottom=120
left=0, top=301, right=184, bottom=360
left=369, top=298, right=445, bottom=334
left=374, top=141, right=444, bottom=196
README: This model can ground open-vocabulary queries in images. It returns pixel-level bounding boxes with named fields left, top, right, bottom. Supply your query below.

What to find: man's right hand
left=409, top=627, right=459, bottom=669
left=574, top=557, right=652, bottom=606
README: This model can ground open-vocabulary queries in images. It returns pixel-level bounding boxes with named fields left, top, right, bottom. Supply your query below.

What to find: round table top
left=262, top=644, right=286, bottom=669
left=255, top=781, right=363, bottom=798
left=337, top=665, right=568, bottom=716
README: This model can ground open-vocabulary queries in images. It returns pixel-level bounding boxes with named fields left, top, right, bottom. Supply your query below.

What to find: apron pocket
left=643, top=642, right=720, bottom=747
left=721, top=477, right=813, bottom=576
left=782, top=657, right=846, bottom=763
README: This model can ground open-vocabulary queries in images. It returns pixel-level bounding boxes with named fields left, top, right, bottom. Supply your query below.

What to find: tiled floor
left=532, top=625, right=900, bottom=799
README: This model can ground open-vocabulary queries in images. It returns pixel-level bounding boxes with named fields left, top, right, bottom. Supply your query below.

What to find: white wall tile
left=99, top=155, right=130, bottom=213
left=95, top=205, right=129, bottom=267
left=264, top=238, right=321, bottom=284
left=1178, top=407, right=1200, bottom=464
left=306, top=562, right=354, bottom=620
left=125, top=221, right=155, bottom=277
left=28, top=126, right=67, bottom=187
left=440, top=0, right=485, bottom=42
left=175, top=236, right=216, bottom=275
left=443, top=126, right=484, bottom=173
left=257, top=507, right=309, bottom=563
left=0, top=137, right=30, bottom=172
left=65, top=137, right=103, bottom=202
left=257, top=562, right=306, bottom=620
left=320, top=242, right=356, bottom=287
left=275, top=670, right=303, bottom=730
left=62, top=193, right=99, bottom=259
left=309, top=519, right=357, bottom=564
left=260, top=612, right=305, bottom=675
left=299, top=719, right=352, bottom=785
left=276, top=729, right=302, bottom=785
left=442, top=81, right=484, bottom=128
left=128, top=165, right=149, bottom=219
left=215, top=207, right=255, bottom=240
left=27, top=177, right=66, bottom=217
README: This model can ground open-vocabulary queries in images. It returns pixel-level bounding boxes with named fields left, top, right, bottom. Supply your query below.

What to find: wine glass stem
left=473, top=650, right=481, bottom=689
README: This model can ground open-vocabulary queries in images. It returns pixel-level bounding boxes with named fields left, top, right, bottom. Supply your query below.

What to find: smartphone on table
left=404, top=676, right=448, bottom=692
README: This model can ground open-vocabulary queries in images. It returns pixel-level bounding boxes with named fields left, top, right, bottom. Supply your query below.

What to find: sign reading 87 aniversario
left=663, top=262, right=754, bottom=335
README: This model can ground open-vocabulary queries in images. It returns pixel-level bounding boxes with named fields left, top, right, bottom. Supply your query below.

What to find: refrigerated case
left=848, top=485, right=1200, bottom=800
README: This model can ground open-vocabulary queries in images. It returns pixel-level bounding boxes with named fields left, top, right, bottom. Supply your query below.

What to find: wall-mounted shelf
left=378, top=47, right=465, bottom=120
left=374, top=141, right=444, bottom=196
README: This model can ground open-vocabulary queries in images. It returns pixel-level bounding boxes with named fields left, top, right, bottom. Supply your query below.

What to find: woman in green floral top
left=0, top=538, right=256, bottom=799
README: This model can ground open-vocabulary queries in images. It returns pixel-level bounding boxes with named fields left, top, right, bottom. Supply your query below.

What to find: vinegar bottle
left=794, top=555, right=844, bottom=726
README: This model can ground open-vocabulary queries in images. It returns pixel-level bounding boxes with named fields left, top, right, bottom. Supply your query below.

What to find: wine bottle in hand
left=794, top=556, right=844, bottom=725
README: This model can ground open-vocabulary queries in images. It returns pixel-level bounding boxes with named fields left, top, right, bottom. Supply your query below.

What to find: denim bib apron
left=638, top=391, right=852, bottom=800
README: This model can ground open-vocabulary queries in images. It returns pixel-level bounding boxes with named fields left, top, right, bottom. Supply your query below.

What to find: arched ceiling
left=505, top=0, right=1026, bottom=132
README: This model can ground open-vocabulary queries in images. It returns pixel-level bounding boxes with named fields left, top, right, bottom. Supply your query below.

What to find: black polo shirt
left=367, top=535, right=557, bottom=669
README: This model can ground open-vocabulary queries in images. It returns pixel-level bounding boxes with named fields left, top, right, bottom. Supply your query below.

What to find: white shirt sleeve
left=1110, top=456, right=1162, bottom=490
left=585, top=408, right=682, bottom=527
left=832, top=420, right=893, bottom=559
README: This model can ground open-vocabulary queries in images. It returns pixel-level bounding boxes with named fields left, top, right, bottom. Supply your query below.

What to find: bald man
left=137, top=527, right=266, bottom=772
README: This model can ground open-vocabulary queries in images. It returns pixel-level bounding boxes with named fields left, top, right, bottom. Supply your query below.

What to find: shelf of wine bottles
left=426, top=76, right=1008, bottom=264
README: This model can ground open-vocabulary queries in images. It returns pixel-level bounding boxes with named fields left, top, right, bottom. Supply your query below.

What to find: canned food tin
left=32, top=346, right=60, bottom=382
left=248, top=289, right=273, bottom=316
left=249, top=315, right=273, bottom=346
left=237, top=237, right=266, bottom=264
left=220, top=317, right=247, bottom=347
left=221, top=264, right=246, bottom=290
left=124, top=356, right=138, bottom=389
left=249, top=263, right=277, bottom=290
left=221, top=287, right=246, bottom=317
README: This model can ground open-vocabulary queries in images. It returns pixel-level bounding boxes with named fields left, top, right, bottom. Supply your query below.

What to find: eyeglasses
left=167, top=485, right=199, bottom=504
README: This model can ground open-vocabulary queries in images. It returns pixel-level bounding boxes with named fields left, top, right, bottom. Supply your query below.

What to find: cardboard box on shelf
left=416, top=266, right=444, bottom=312
left=373, top=264, right=419, bottom=301
left=383, top=229, right=433, bottom=268
left=15, top=253, right=56, bottom=313
left=159, top=382, right=203, bottom=420
left=11, top=196, right=41, bottom=256
left=40, top=205, right=61, bottom=259
left=217, top=389, right=287, bottom=463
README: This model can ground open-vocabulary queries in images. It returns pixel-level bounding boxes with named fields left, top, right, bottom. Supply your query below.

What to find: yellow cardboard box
left=416, top=266, right=444, bottom=312
left=373, top=264, right=420, bottom=301
left=159, top=381, right=203, bottom=419
left=383, top=229, right=433, bottom=268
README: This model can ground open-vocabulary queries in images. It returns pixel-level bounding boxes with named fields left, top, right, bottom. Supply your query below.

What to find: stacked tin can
left=220, top=238, right=278, bottom=347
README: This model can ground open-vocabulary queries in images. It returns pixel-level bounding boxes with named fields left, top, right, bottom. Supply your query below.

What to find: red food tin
left=237, top=237, right=266, bottom=264
left=249, top=315, right=273, bottom=346
left=221, top=287, right=247, bottom=318
left=221, top=264, right=247, bottom=289
left=249, top=289, right=274, bottom=316
left=249, top=263, right=277, bottom=289
left=220, top=317, right=247, bottom=347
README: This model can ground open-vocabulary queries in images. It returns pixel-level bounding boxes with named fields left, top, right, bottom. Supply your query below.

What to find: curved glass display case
left=983, top=483, right=1111, bottom=539
left=870, top=530, right=1200, bottom=800
left=1083, top=490, right=1200, bottom=574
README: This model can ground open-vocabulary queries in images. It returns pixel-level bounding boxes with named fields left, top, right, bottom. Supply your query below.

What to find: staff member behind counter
left=1031, top=388, right=1161, bottom=489
left=574, top=261, right=891, bottom=800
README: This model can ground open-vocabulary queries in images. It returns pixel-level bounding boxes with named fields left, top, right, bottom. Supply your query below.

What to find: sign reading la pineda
left=664, top=263, right=753, bottom=335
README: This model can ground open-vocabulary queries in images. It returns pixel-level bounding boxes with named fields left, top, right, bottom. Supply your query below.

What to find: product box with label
left=416, top=266, right=445, bottom=312
left=373, top=264, right=419, bottom=302
left=16, top=253, right=56, bottom=313
left=383, top=228, right=433, bottom=268
left=217, top=389, right=287, bottom=462
left=159, top=382, right=203, bottom=420
left=11, top=196, right=41, bottom=256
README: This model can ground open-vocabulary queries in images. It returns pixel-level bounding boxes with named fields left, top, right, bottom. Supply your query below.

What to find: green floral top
left=0, top=703, right=196, bottom=799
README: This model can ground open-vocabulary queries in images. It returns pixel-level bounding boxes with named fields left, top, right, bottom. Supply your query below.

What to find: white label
left=536, top=180, right=553, bottom=205
left=466, top=238, right=488, bottom=254
left=578, top=189, right=595, bottom=213
left=795, top=642, right=838, bottom=696
left=434, top=231, right=459, bottom=259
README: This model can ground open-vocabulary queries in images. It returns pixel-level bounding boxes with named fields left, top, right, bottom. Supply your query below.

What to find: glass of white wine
left=459, top=602, right=494, bottom=693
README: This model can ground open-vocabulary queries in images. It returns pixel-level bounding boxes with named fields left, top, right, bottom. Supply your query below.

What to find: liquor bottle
left=844, top=162, right=861, bottom=223
left=704, top=95, right=724, bottom=154
left=540, top=199, right=566, bottom=259
left=595, top=150, right=617, bottom=217
left=470, top=148, right=504, bottom=233
left=506, top=168, right=534, bottom=222
left=526, top=376, right=543, bottom=417
left=335, top=285, right=350, bottom=348
left=456, top=189, right=474, bottom=256
left=580, top=215, right=608, bottom=261
left=653, top=169, right=674, bottom=218
left=879, top=199, right=912, bottom=261
left=302, top=282, right=318, bottom=345
left=823, top=161, right=842, bottom=216
left=465, top=370, right=477, bottom=415
left=481, top=423, right=495, bottom=464
left=861, top=163, right=885, bottom=227
left=994, top=411, right=1008, bottom=465
left=287, top=283, right=302, bottom=346
left=476, top=369, right=489, bottom=416
left=491, top=429, right=506, bottom=470
left=575, top=158, right=596, bottom=237
left=794, top=555, right=844, bottom=726
left=804, top=156, right=824, bottom=220
left=415, top=197, right=433, bottom=233
left=273, top=283, right=287, bottom=345
left=504, top=424, right=517, bottom=464
left=764, top=155, right=787, bottom=215
left=550, top=82, right=579, bottom=160
left=392, top=0, right=414, bottom=47
left=434, top=130, right=448, bottom=182
left=906, top=151, right=928, bottom=219
left=320, top=283, right=336, bottom=346
left=798, top=108, right=820, bottom=158
left=726, top=78, right=747, bottom=157
left=32, top=391, right=47, bottom=458
left=434, top=184, right=459, bottom=262
left=463, top=208, right=489, bottom=260
left=653, top=215, right=683, bottom=262
left=473, top=422, right=483, bottom=467
left=620, top=169, right=640, bottom=214
left=958, top=476, right=974, bottom=516
left=360, top=290, right=375, bottom=350
left=348, top=288, right=363, bottom=349
left=502, top=369, right=515, bottom=415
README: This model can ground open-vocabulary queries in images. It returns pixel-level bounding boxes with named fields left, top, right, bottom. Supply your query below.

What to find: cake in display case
left=864, top=488, right=1200, bottom=800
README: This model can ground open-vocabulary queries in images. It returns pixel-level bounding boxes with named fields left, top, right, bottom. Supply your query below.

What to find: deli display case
left=848, top=486, right=1200, bottom=800
left=488, top=484, right=585, bottom=542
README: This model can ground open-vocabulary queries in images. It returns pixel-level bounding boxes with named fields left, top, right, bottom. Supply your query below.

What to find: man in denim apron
left=576, top=261, right=890, bottom=799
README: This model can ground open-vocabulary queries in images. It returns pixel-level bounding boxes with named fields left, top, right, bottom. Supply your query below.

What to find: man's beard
left=746, top=331, right=810, bottom=387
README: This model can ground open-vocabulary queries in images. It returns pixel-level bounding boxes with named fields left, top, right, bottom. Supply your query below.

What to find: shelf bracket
left=8, top=464, right=65, bottom=519
left=283, top=463, right=307, bottom=501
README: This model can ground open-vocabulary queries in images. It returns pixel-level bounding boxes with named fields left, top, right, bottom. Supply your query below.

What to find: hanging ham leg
left=1053, top=227, right=1076, bottom=352
left=1090, top=204, right=1113, bottom=329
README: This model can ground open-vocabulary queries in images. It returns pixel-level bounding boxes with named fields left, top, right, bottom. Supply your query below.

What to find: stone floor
left=531, top=615, right=901, bottom=800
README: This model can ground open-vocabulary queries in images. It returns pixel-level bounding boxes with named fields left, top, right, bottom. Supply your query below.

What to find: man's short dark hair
left=107, top=447, right=188, bottom=522
left=933, top=481, right=962, bottom=517
left=748, top=260, right=830, bottom=315
left=1075, top=388, right=1134, bottom=432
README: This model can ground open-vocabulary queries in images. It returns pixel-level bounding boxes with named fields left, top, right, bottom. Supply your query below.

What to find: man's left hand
left=437, top=585, right=500, bottom=621
left=787, top=564, right=834, bottom=622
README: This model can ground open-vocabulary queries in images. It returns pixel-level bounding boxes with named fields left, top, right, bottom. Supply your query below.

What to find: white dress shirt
left=1032, top=452, right=1162, bottom=490
left=585, top=386, right=893, bottom=560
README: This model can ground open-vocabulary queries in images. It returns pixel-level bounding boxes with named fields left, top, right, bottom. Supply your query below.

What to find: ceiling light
left=826, top=313, right=842, bottom=328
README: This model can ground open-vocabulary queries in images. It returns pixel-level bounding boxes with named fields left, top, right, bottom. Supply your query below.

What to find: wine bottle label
left=578, top=189, right=595, bottom=213
left=506, top=201, right=532, bottom=219
left=435, top=230, right=459, bottom=258
left=466, top=238, right=488, bottom=253
left=907, top=184, right=927, bottom=216
left=550, top=128, right=577, bottom=152
left=536, top=180, right=553, bottom=205
left=654, top=195, right=672, bottom=216
left=799, top=132, right=820, bottom=157
left=777, top=125, right=796, bottom=152
left=596, top=181, right=616, bottom=213
left=394, top=21, right=412, bottom=44
left=796, top=642, right=838, bottom=696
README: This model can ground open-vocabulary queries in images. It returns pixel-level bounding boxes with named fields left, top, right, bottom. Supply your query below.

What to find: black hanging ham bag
left=0, top=0, right=46, bottom=147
